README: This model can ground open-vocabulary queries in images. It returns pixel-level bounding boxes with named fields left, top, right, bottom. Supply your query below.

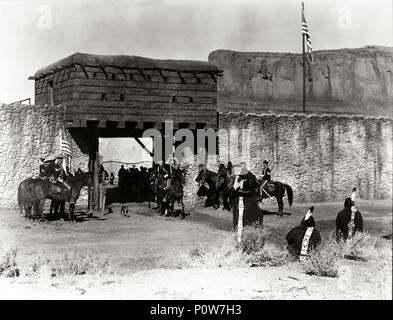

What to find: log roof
left=31, top=52, right=219, bottom=79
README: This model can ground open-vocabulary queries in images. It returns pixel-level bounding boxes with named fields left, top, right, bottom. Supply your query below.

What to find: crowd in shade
left=99, top=164, right=154, bottom=203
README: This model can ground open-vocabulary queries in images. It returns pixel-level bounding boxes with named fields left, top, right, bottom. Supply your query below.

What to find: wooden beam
left=135, top=121, right=144, bottom=129
left=177, top=71, right=185, bottom=84
left=120, top=68, right=128, bottom=80
left=101, top=67, right=109, bottom=79
left=158, top=70, right=167, bottom=82
left=79, top=64, right=89, bottom=79
left=192, top=72, right=201, bottom=83
left=210, top=73, right=217, bottom=83
left=134, top=137, right=154, bottom=158
left=138, top=69, right=147, bottom=81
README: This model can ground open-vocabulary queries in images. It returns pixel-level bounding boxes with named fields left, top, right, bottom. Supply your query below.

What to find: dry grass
left=382, top=219, right=392, bottom=239
left=27, top=249, right=110, bottom=277
left=179, top=223, right=293, bottom=269
left=0, top=246, right=20, bottom=277
left=341, top=232, right=378, bottom=261
left=240, top=222, right=266, bottom=254
left=180, top=235, right=248, bottom=269
left=302, top=234, right=342, bottom=277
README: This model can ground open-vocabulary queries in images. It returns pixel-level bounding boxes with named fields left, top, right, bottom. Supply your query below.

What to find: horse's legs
left=69, top=202, right=75, bottom=222
left=25, top=203, right=32, bottom=219
left=38, top=199, right=46, bottom=221
left=276, top=196, right=284, bottom=217
left=180, top=199, right=185, bottom=219
left=218, top=192, right=224, bottom=210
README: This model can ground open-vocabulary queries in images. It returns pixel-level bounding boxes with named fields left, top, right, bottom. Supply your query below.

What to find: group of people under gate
left=195, top=161, right=364, bottom=261
left=102, top=158, right=186, bottom=218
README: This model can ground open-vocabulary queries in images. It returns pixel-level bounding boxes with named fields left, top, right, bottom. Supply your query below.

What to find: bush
left=240, top=222, right=266, bottom=254
left=185, top=236, right=248, bottom=268
left=0, top=247, right=20, bottom=277
left=30, top=250, right=110, bottom=277
left=248, top=243, right=292, bottom=267
left=302, top=234, right=342, bottom=278
left=382, top=220, right=392, bottom=240
left=342, top=232, right=377, bottom=261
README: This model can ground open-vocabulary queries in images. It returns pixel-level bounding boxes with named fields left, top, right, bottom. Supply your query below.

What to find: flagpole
left=302, top=2, right=306, bottom=113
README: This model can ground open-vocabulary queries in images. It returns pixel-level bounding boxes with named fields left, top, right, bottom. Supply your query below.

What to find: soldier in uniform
left=259, top=160, right=272, bottom=200
left=39, top=157, right=46, bottom=177
left=45, top=155, right=71, bottom=189
left=172, top=161, right=185, bottom=186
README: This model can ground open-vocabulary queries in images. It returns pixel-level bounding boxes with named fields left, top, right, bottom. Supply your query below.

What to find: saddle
left=262, top=180, right=275, bottom=193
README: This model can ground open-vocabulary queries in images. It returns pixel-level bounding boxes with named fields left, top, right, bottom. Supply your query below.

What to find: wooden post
left=101, top=191, right=106, bottom=217
left=92, top=151, right=99, bottom=210
left=237, top=196, right=244, bottom=243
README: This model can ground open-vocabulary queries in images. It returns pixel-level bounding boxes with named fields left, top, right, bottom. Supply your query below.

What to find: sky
left=0, top=0, right=392, bottom=103
left=99, top=137, right=153, bottom=166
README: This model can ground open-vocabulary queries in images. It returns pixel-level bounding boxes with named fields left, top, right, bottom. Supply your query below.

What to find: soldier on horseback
left=39, top=157, right=46, bottom=177
left=259, top=160, right=273, bottom=200
left=45, top=155, right=71, bottom=190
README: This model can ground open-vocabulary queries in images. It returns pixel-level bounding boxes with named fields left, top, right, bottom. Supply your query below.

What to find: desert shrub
left=240, top=222, right=266, bottom=254
left=302, top=234, right=342, bottom=277
left=263, top=225, right=290, bottom=249
left=382, top=219, right=392, bottom=240
left=342, top=232, right=378, bottom=261
left=0, top=247, right=20, bottom=277
left=185, top=235, right=248, bottom=268
left=30, top=250, right=110, bottom=277
left=247, top=243, right=292, bottom=267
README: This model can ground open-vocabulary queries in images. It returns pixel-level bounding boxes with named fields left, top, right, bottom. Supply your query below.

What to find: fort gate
left=29, top=52, right=221, bottom=209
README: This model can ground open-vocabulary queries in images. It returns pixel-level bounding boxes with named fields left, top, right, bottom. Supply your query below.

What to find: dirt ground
left=0, top=199, right=392, bottom=300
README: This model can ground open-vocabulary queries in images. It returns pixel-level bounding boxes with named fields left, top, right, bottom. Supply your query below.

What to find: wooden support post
left=94, top=153, right=99, bottom=210
left=101, top=193, right=106, bottom=217
left=237, top=197, right=244, bottom=243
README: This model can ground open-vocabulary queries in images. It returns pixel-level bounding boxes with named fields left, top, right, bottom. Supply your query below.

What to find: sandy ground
left=0, top=199, right=392, bottom=300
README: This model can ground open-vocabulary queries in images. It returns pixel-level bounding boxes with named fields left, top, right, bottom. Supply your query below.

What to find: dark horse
left=196, top=169, right=228, bottom=209
left=165, top=171, right=185, bottom=218
left=256, top=179, right=293, bottom=217
left=18, top=172, right=93, bottom=221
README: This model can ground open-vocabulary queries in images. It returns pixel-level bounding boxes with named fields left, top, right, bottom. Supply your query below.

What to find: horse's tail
left=285, top=184, right=293, bottom=207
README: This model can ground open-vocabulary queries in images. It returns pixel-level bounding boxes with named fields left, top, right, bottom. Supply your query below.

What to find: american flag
left=59, top=129, right=72, bottom=156
left=302, top=2, right=314, bottom=64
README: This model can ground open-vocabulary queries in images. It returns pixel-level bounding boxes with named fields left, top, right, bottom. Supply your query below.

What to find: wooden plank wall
left=35, top=64, right=218, bottom=129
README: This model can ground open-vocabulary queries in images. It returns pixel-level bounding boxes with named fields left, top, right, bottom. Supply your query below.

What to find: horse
left=195, top=169, right=220, bottom=209
left=166, top=170, right=185, bottom=218
left=20, top=172, right=93, bottom=222
left=256, top=179, right=293, bottom=217
left=18, top=178, right=38, bottom=218
left=153, top=172, right=168, bottom=215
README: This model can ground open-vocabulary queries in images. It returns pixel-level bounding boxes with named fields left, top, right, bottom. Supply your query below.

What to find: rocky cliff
left=209, top=46, right=393, bottom=116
